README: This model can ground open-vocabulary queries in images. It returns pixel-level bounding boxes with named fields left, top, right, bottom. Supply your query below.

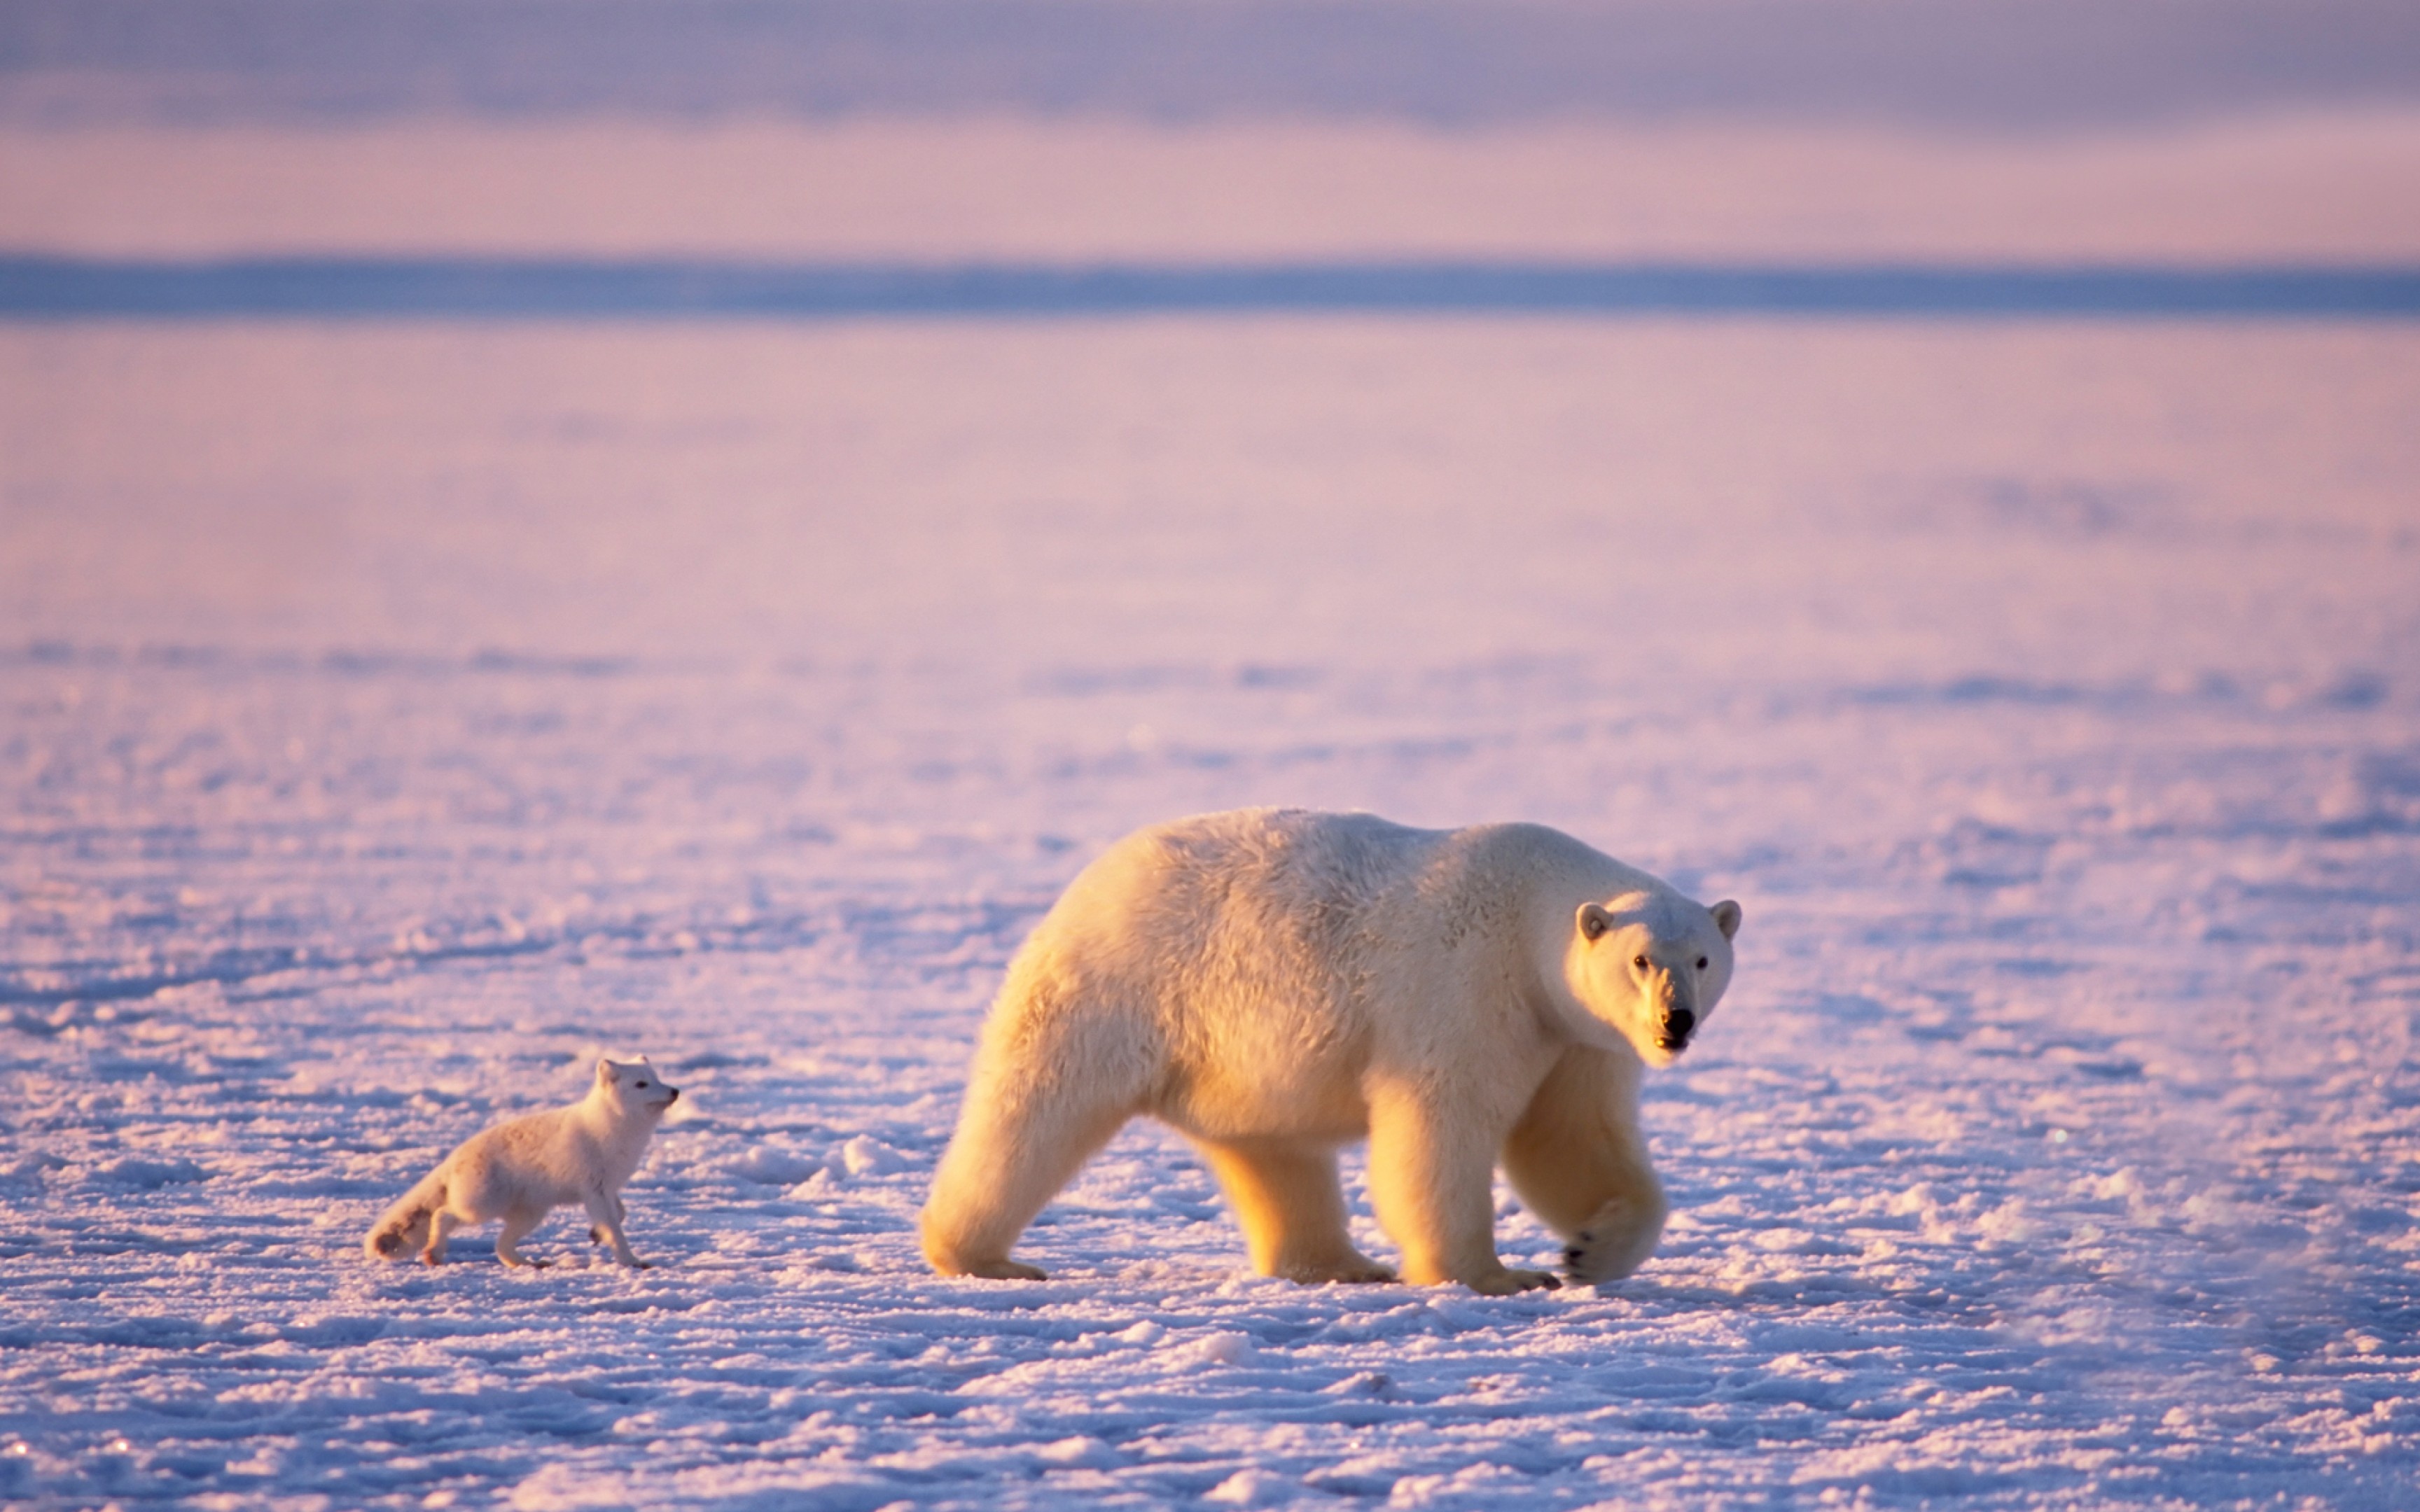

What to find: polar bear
left=921, top=808, right=1740, bottom=1294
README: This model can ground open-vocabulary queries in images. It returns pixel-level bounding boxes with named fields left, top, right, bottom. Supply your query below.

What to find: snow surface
left=4, top=316, right=2419, bottom=1509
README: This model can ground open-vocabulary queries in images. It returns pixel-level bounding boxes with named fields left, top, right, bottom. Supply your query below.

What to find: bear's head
left=1564, top=890, right=1741, bottom=1068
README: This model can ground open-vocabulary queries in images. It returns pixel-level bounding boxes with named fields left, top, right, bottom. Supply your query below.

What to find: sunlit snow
left=4, top=312, right=2415, bottom=1507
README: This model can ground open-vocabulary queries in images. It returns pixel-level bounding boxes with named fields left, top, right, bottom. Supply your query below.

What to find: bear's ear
left=1578, top=902, right=1613, bottom=941
left=1710, top=899, right=1743, bottom=940
left=597, top=1058, right=619, bottom=1083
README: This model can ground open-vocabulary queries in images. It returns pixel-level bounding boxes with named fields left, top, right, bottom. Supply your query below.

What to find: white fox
left=363, top=1056, right=679, bottom=1268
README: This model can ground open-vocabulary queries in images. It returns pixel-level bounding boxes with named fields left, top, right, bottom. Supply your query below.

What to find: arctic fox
left=363, top=1056, right=679, bottom=1268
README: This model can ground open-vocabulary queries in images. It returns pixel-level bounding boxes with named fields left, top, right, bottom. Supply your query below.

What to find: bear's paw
left=1464, top=1266, right=1561, bottom=1296
left=1562, top=1204, right=1663, bottom=1284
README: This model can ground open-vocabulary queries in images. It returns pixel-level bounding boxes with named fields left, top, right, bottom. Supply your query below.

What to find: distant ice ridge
left=8, top=256, right=2419, bottom=320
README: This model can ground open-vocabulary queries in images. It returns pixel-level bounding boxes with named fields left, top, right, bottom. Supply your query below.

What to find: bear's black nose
left=1664, top=1007, right=1695, bottom=1040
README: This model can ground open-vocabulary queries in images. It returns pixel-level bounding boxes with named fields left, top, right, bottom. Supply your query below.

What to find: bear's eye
left=635, top=1081, right=650, bottom=1088
left=1696, top=957, right=1709, bottom=970
left=1632, top=955, right=1648, bottom=969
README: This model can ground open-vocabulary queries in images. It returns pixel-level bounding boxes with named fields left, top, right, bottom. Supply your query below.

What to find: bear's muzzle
left=1657, top=1006, right=1696, bottom=1051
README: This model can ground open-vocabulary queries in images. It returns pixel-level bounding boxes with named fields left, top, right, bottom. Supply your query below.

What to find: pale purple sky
left=4, top=0, right=2417, bottom=131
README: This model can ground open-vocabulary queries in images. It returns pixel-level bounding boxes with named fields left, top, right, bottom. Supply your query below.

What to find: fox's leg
left=496, top=1206, right=552, bottom=1268
left=590, top=1197, right=625, bottom=1245
left=422, top=1209, right=462, bottom=1266
left=584, top=1190, right=649, bottom=1268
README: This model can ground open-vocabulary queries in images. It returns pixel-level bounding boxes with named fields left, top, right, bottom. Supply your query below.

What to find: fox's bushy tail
left=363, top=1170, right=447, bottom=1261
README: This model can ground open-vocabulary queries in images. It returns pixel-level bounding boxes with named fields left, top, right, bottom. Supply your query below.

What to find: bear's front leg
left=1198, top=1138, right=1396, bottom=1284
left=1562, top=1195, right=1667, bottom=1284
left=1501, top=1048, right=1669, bottom=1284
left=1366, top=1082, right=1559, bottom=1295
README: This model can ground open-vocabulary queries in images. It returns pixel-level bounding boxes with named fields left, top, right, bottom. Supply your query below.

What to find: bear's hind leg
left=922, top=1066, right=1137, bottom=1281
left=1501, top=1049, right=1667, bottom=1284
left=1198, top=1139, right=1394, bottom=1284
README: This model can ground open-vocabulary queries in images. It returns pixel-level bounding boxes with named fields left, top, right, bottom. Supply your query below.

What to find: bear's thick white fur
left=363, top=1056, right=679, bottom=1268
left=922, top=808, right=1741, bottom=1294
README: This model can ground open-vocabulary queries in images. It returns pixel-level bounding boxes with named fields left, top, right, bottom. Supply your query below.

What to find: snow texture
left=3, top=315, right=2418, bottom=1509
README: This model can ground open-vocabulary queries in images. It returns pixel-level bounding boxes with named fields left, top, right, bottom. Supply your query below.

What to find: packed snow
left=4, top=314, right=2416, bottom=1508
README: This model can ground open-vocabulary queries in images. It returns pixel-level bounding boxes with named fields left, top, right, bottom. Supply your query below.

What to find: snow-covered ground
left=6, top=9, right=2420, bottom=1497
left=4, top=312, right=2416, bottom=1508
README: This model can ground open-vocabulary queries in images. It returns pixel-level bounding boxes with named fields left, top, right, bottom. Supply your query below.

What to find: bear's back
left=1016, top=809, right=1437, bottom=1029
left=1111, top=806, right=1440, bottom=933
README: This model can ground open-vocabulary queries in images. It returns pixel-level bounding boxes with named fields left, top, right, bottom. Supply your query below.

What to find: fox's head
left=594, top=1056, right=680, bottom=1120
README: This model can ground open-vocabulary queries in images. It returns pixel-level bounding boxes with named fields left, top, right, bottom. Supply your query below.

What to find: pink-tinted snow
left=4, top=314, right=2415, bottom=1508
left=4, top=13, right=2420, bottom=1502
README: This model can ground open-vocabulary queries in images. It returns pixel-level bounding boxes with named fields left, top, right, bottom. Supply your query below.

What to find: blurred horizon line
left=6, top=255, right=2419, bottom=321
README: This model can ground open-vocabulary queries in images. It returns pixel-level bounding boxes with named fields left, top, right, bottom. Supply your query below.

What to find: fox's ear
left=596, top=1058, right=618, bottom=1083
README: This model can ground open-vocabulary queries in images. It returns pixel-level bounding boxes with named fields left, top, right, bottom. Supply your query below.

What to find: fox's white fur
left=922, top=808, right=1741, bottom=1294
left=363, top=1056, right=679, bottom=1268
